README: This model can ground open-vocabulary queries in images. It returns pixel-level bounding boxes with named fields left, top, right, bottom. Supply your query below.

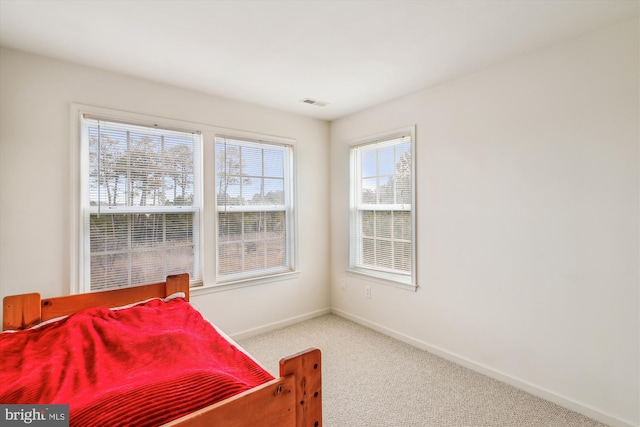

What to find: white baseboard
left=230, top=307, right=332, bottom=341
left=331, top=308, right=637, bottom=427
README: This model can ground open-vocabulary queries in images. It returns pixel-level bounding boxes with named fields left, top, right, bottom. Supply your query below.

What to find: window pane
left=241, top=146, right=263, bottom=177
left=216, top=143, right=242, bottom=206
left=91, top=253, right=129, bottom=290
left=218, top=210, right=289, bottom=275
left=88, top=212, right=194, bottom=291
left=219, top=242, right=243, bottom=274
left=361, top=150, right=377, bottom=177
left=266, top=239, right=285, bottom=268
left=362, top=238, right=375, bottom=266
left=361, top=178, right=377, bottom=203
left=218, top=212, right=241, bottom=240
left=218, top=145, right=241, bottom=175
left=378, top=145, right=395, bottom=176
left=377, top=211, right=392, bottom=239
left=377, top=240, right=393, bottom=269
left=244, top=212, right=263, bottom=239
left=361, top=211, right=375, bottom=237
left=394, top=211, right=411, bottom=241
left=166, top=213, right=194, bottom=243
left=265, top=211, right=285, bottom=234
left=264, top=150, right=284, bottom=177
left=378, top=176, right=394, bottom=204
left=396, top=141, right=411, bottom=163
left=132, top=214, right=163, bottom=248
left=131, top=250, right=165, bottom=285
left=221, top=182, right=241, bottom=206
left=396, top=177, right=411, bottom=205
left=166, top=246, right=194, bottom=277
left=90, top=214, right=128, bottom=252
left=264, top=178, right=284, bottom=204
left=243, top=178, right=262, bottom=205
left=394, top=241, right=411, bottom=272
left=243, top=240, right=263, bottom=271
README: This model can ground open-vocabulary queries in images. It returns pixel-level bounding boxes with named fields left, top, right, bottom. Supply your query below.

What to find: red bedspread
left=0, top=297, right=274, bottom=426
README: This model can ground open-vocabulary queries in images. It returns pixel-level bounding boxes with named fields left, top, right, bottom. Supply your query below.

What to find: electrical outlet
left=365, top=286, right=371, bottom=298
left=340, top=278, right=346, bottom=290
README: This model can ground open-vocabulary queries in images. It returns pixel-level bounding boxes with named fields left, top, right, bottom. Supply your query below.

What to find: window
left=73, top=105, right=297, bottom=293
left=350, top=128, right=415, bottom=288
left=79, top=114, right=202, bottom=291
left=215, top=136, right=295, bottom=283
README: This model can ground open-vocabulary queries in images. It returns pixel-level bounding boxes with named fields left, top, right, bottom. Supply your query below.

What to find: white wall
left=0, top=47, right=331, bottom=335
left=330, top=18, right=639, bottom=427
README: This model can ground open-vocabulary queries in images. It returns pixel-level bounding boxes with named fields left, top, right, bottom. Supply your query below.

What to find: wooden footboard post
left=279, top=348, right=322, bottom=427
left=3, top=293, right=41, bottom=331
left=165, top=273, right=190, bottom=301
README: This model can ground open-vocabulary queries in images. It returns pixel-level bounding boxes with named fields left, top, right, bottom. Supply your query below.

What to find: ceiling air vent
left=300, top=98, right=329, bottom=107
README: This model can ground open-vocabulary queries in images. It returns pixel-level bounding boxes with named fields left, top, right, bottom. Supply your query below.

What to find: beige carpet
left=237, top=314, right=607, bottom=427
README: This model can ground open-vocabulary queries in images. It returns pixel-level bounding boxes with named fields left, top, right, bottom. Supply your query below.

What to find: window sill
left=190, top=271, right=300, bottom=296
left=346, top=268, right=417, bottom=292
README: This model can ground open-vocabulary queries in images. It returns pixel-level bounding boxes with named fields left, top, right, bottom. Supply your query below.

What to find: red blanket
left=0, top=297, right=274, bottom=426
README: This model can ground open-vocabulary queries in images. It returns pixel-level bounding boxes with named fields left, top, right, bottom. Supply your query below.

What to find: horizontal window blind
left=215, top=136, right=294, bottom=283
left=81, top=116, right=201, bottom=290
left=353, top=133, right=412, bottom=277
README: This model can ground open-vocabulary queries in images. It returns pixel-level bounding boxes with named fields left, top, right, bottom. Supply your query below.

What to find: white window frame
left=348, top=126, right=417, bottom=290
left=72, top=105, right=203, bottom=293
left=214, top=135, right=297, bottom=285
left=70, top=104, right=298, bottom=294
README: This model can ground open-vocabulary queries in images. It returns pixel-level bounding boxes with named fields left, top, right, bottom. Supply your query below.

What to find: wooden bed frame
left=2, top=273, right=322, bottom=427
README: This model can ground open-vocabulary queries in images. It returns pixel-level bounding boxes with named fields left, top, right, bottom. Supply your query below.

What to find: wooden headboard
left=2, top=273, right=190, bottom=331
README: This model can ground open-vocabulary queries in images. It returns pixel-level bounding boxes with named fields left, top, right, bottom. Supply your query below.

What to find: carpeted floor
left=236, top=314, right=607, bottom=427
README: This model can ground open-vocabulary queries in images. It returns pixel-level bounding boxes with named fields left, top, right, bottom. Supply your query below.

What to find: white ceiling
left=0, top=0, right=637, bottom=121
